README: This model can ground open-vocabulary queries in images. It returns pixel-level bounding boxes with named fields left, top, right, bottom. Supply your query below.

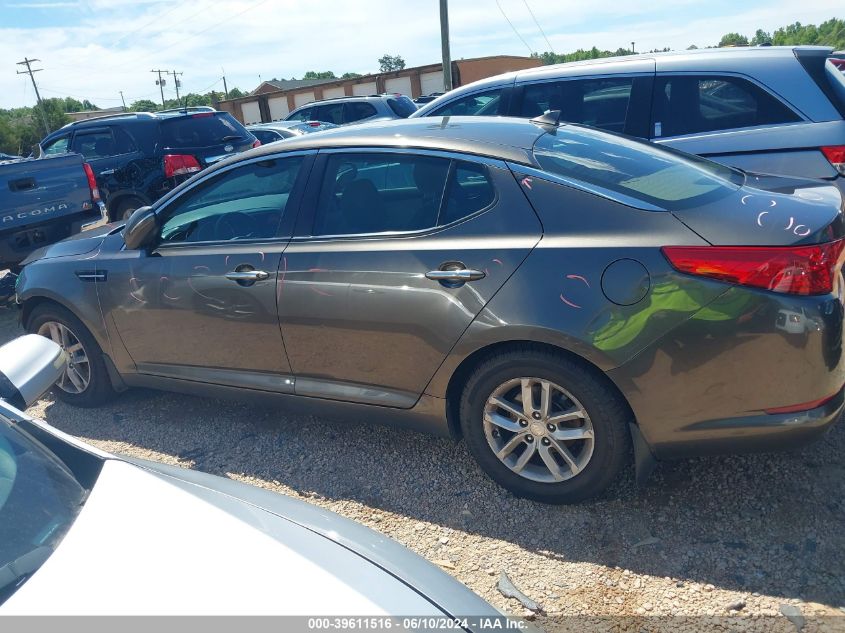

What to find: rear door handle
left=225, top=270, right=270, bottom=282
left=425, top=269, right=486, bottom=282
left=99, top=169, right=115, bottom=176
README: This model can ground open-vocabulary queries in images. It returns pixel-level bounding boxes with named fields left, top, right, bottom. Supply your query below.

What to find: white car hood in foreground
left=3, top=459, right=440, bottom=615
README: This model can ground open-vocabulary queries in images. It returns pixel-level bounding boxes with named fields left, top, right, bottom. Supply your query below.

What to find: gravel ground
left=1, top=294, right=844, bottom=631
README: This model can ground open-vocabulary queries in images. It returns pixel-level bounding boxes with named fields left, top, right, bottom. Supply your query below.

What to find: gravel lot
left=2, top=293, right=844, bottom=631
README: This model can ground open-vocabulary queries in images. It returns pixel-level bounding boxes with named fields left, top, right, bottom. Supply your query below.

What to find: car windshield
left=0, top=420, right=87, bottom=605
left=533, top=125, right=744, bottom=211
left=160, top=113, right=249, bottom=148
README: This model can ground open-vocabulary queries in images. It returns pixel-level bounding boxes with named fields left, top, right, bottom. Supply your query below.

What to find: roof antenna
left=530, top=109, right=563, bottom=127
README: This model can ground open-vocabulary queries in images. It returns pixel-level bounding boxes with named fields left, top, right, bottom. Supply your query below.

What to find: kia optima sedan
left=0, top=335, right=500, bottom=619
left=15, top=115, right=845, bottom=503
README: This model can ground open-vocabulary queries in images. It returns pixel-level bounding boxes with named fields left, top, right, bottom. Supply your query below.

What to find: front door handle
left=225, top=270, right=270, bottom=282
left=425, top=269, right=486, bottom=282
left=99, top=169, right=115, bottom=176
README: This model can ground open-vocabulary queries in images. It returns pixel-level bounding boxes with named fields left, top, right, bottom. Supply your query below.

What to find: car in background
left=412, top=46, right=845, bottom=193
left=38, top=110, right=259, bottom=221
left=285, top=94, right=416, bottom=126
left=0, top=335, right=502, bottom=620
left=247, top=120, right=338, bottom=145
left=414, top=92, right=444, bottom=105
left=15, top=116, right=845, bottom=504
left=0, top=153, right=22, bottom=162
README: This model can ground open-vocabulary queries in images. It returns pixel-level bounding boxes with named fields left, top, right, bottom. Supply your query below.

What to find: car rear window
left=533, top=126, right=743, bottom=211
left=160, top=113, right=249, bottom=148
left=387, top=96, right=417, bottom=118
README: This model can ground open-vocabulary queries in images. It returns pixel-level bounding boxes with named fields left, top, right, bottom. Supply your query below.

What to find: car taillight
left=308, top=121, right=321, bottom=127
left=82, top=162, right=100, bottom=201
left=252, top=139, right=261, bottom=148
left=163, top=154, right=202, bottom=178
left=662, top=239, right=845, bottom=296
left=821, top=146, right=845, bottom=175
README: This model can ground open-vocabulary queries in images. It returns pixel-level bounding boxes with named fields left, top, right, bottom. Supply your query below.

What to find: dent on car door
left=100, top=153, right=313, bottom=389
left=277, top=150, right=542, bottom=408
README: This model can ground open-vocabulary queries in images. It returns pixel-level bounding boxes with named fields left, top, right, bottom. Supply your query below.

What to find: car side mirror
left=0, top=335, right=66, bottom=410
left=123, top=205, right=157, bottom=250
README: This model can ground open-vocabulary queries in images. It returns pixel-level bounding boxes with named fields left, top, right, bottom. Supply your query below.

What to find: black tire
left=26, top=303, right=116, bottom=407
left=113, top=198, right=142, bottom=222
left=459, top=349, right=632, bottom=504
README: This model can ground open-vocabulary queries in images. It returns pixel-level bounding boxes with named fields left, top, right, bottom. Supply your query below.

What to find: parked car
left=15, top=116, right=845, bottom=503
left=0, top=153, right=106, bottom=271
left=247, top=120, right=338, bottom=144
left=412, top=46, right=845, bottom=193
left=38, top=110, right=259, bottom=222
left=0, top=335, right=501, bottom=619
left=285, top=94, right=417, bottom=126
left=0, top=153, right=22, bottom=162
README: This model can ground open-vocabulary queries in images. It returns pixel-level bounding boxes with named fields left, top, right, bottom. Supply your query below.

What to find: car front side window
left=158, top=157, right=303, bottom=244
left=41, top=136, right=69, bottom=156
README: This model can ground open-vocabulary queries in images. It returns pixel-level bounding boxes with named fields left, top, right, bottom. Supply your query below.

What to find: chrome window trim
left=508, top=163, right=665, bottom=213
left=514, top=72, right=652, bottom=87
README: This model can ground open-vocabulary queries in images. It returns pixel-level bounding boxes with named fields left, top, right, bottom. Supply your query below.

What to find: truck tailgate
left=0, top=153, right=93, bottom=233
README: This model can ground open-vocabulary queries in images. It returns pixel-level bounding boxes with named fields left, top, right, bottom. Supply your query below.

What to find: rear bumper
left=646, top=384, right=844, bottom=459
left=0, top=206, right=105, bottom=267
left=608, top=285, right=845, bottom=459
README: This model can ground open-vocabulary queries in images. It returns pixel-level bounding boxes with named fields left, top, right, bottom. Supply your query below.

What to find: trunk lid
left=671, top=172, right=844, bottom=246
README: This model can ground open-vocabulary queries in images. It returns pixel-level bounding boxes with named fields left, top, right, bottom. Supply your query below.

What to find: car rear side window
left=159, top=157, right=303, bottom=244
left=160, top=113, right=249, bottom=148
left=387, top=96, right=417, bottom=118
left=71, top=130, right=115, bottom=159
left=534, top=126, right=742, bottom=211
left=112, top=127, right=138, bottom=154
left=313, top=153, right=450, bottom=235
left=431, top=89, right=503, bottom=116
left=519, top=78, right=634, bottom=134
left=344, top=102, right=378, bottom=122
left=652, top=75, right=801, bottom=138
left=314, top=103, right=344, bottom=125
left=288, top=107, right=313, bottom=122
left=439, top=162, right=496, bottom=225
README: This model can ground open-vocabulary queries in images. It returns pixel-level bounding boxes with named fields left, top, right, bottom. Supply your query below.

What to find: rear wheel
left=459, top=349, right=632, bottom=503
left=27, top=304, right=115, bottom=407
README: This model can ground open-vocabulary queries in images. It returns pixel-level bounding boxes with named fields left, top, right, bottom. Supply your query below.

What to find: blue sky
left=0, top=0, right=839, bottom=109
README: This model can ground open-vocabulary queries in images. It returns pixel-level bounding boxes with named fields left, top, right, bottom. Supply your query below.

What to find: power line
left=107, top=2, right=186, bottom=48
left=121, top=0, right=271, bottom=69
left=494, top=0, right=534, bottom=55
left=522, top=0, right=554, bottom=53
left=16, top=57, right=50, bottom=135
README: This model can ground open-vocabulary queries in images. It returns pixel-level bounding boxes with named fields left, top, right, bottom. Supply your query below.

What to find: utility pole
left=151, top=69, right=167, bottom=108
left=119, top=91, right=127, bottom=112
left=169, top=70, right=183, bottom=101
left=631, top=41, right=636, bottom=53
left=16, top=57, right=50, bottom=135
left=222, top=75, right=229, bottom=100
left=439, top=0, right=452, bottom=92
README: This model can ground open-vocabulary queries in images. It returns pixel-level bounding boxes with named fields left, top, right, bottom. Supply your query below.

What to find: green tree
left=750, top=29, right=771, bottom=45
left=227, top=87, right=246, bottom=99
left=718, top=32, right=749, bottom=47
left=341, top=72, right=363, bottom=79
left=303, top=70, right=336, bottom=79
left=130, top=99, right=158, bottom=112
left=0, top=117, right=19, bottom=155
left=378, top=54, right=405, bottom=72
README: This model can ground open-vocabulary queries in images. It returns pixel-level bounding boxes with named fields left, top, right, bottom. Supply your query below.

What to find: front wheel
left=459, top=350, right=632, bottom=504
left=27, top=304, right=116, bottom=407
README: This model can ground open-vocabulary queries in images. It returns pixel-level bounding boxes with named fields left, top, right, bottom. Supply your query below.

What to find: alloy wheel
left=37, top=321, right=90, bottom=394
left=483, top=377, right=594, bottom=483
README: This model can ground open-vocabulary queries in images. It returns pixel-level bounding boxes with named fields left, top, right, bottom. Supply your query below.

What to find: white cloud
left=0, top=0, right=840, bottom=109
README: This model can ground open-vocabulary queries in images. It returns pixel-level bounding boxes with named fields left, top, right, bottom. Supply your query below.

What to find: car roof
left=232, top=116, right=545, bottom=165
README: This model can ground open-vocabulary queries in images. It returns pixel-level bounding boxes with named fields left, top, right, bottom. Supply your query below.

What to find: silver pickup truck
left=0, top=153, right=106, bottom=271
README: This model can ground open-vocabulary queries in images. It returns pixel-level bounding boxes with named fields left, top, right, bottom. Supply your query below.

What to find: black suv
left=39, top=110, right=258, bottom=221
